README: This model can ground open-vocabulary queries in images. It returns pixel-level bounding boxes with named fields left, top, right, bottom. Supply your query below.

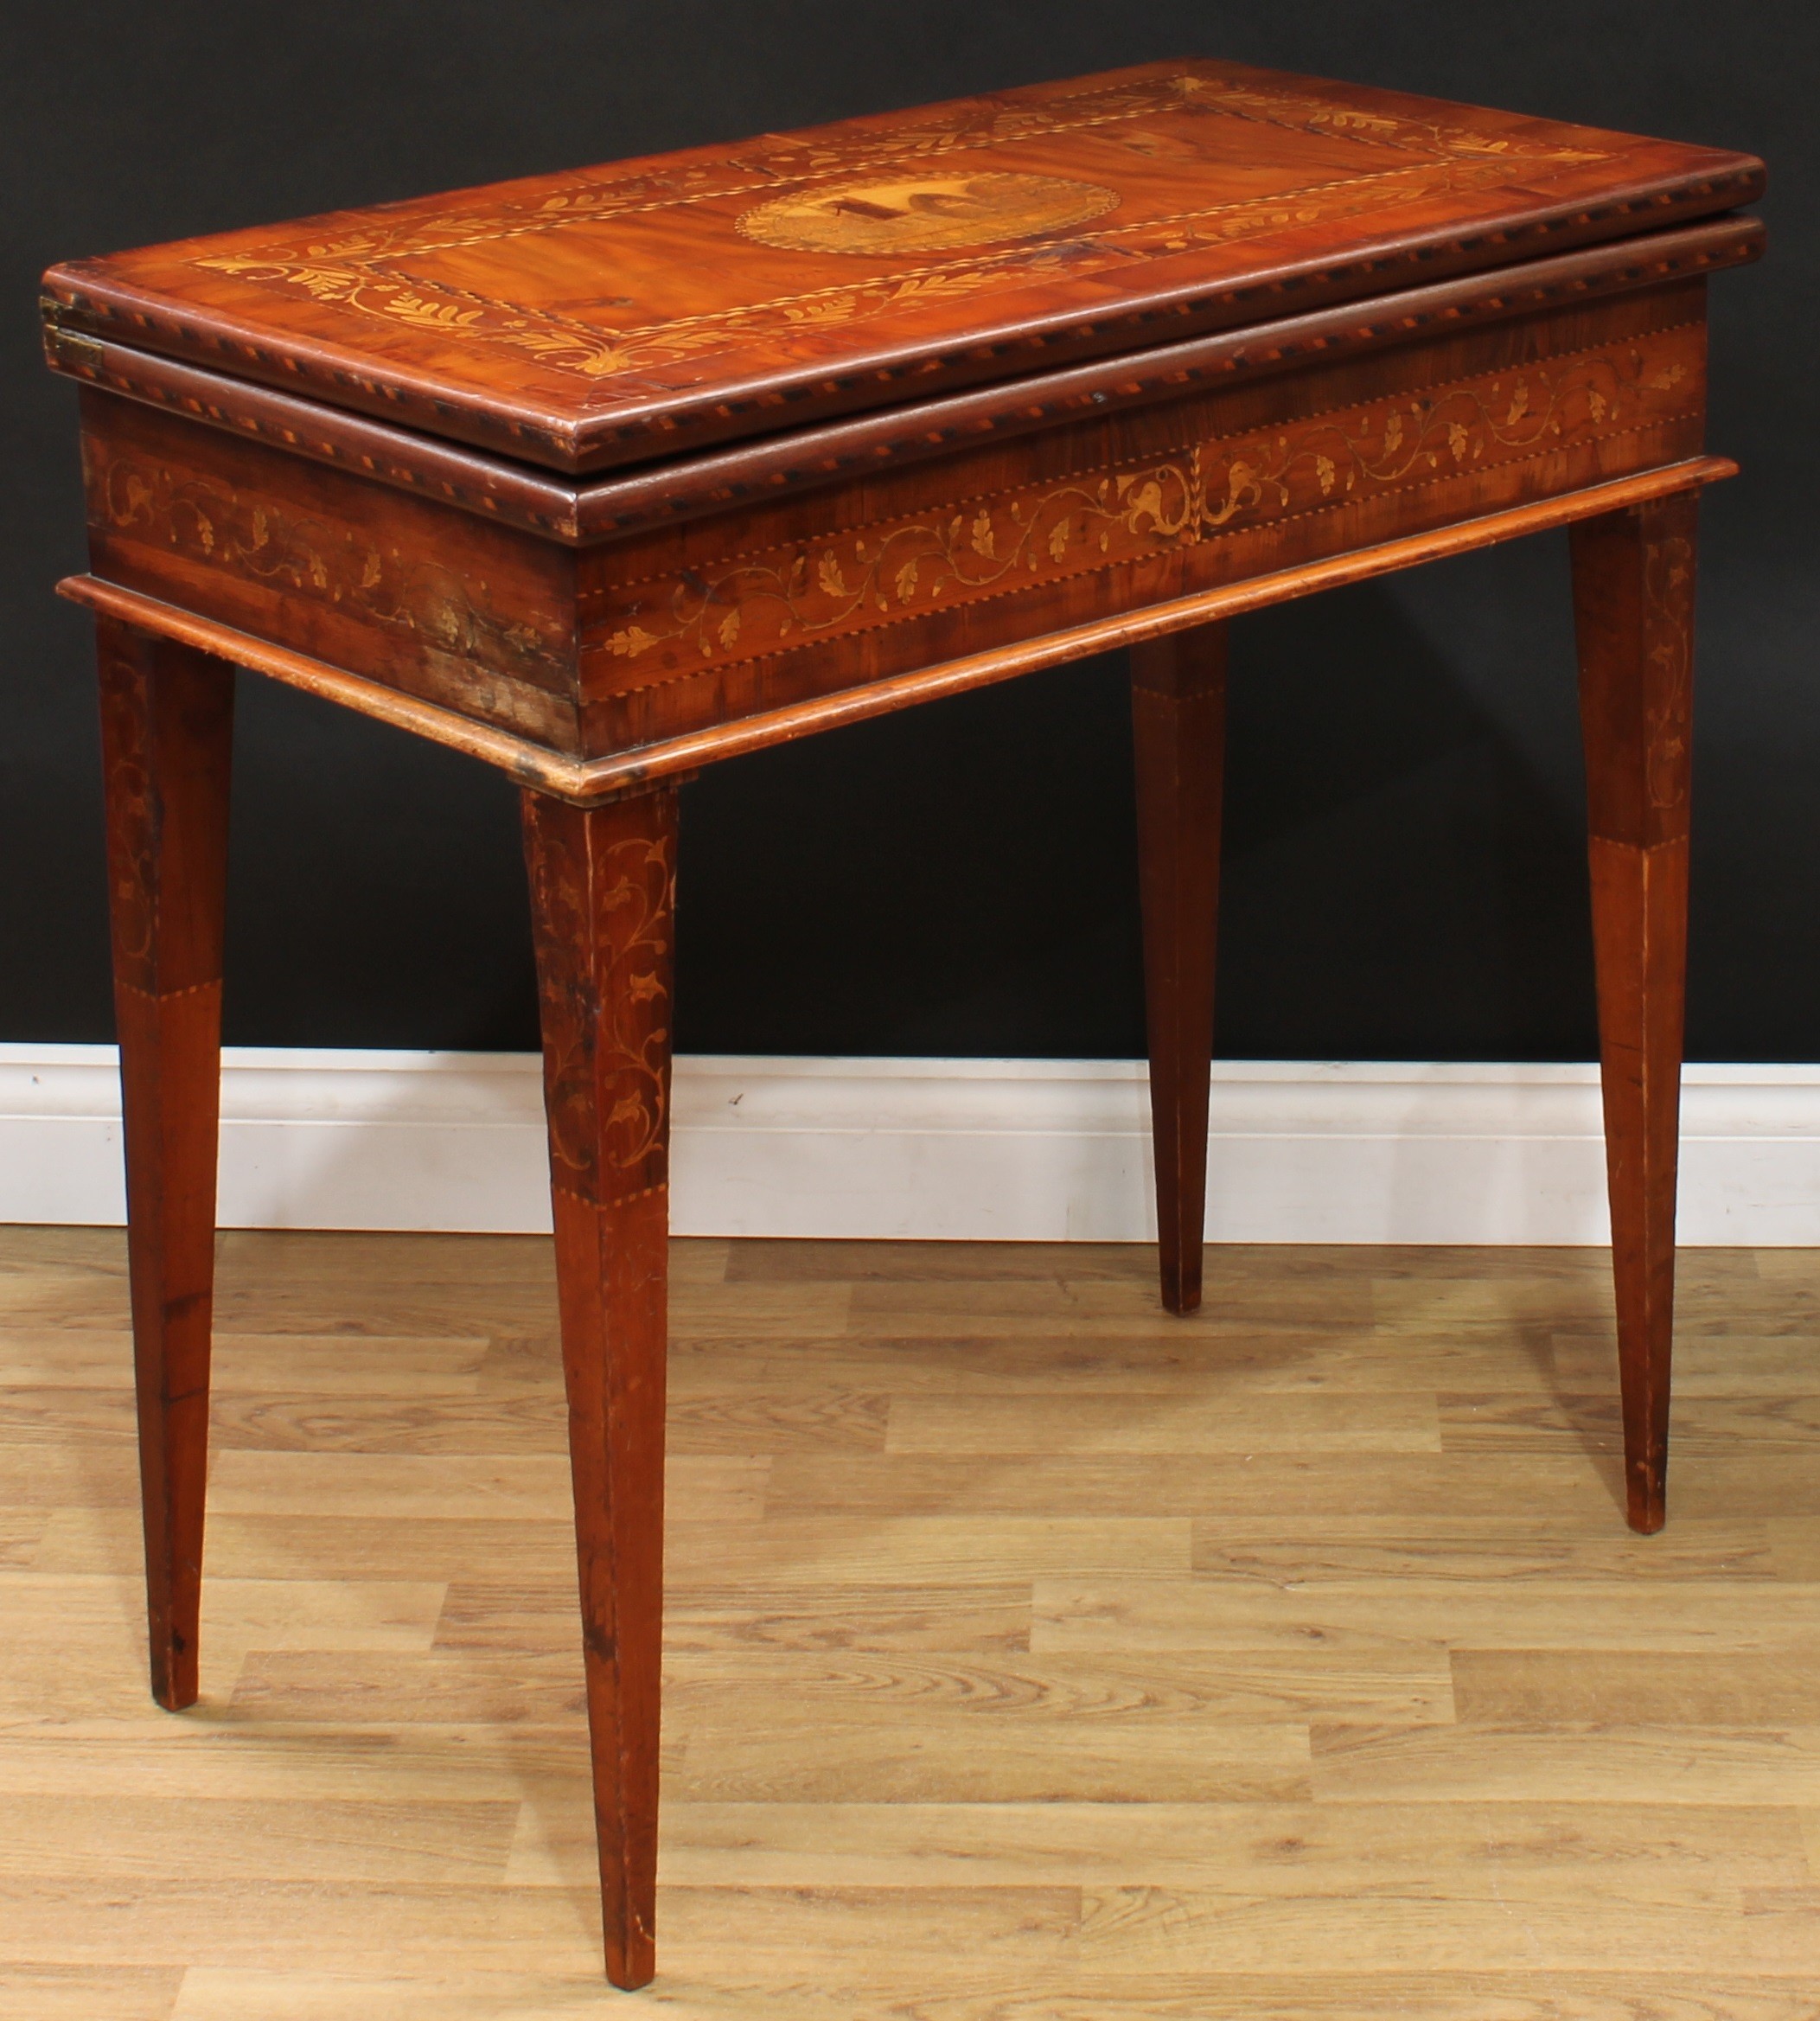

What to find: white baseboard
left=3, top=1046, right=1818, bottom=1244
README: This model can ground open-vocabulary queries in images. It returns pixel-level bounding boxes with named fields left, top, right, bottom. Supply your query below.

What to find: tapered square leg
left=1571, top=494, right=1699, bottom=1534
left=1131, top=625, right=1229, bottom=1314
left=521, top=783, right=677, bottom=1990
left=95, top=619, right=234, bottom=1711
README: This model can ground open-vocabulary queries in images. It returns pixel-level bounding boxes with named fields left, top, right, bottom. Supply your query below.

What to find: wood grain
left=572, top=284, right=1711, bottom=757
left=39, top=60, right=1762, bottom=471
left=521, top=783, right=678, bottom=1989
left=57, top=455, right=1738, bottom=803
left=6, top=1228, right=1820, bottom=2015
left=1131, top=623, right=1227, bottom=1314
left=64, top=278, right=1717, bottom=766
left=94, top=621, right=234, bottom=1711
left=35, top=59, right=1771, bottom=1999
left=42, top=217, right=1763, bottom=544
left=1574, top=491, right=1700, bottom=1532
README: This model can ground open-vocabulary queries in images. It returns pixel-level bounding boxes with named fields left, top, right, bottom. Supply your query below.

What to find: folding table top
left=42, top=60, right=1762, bottom=476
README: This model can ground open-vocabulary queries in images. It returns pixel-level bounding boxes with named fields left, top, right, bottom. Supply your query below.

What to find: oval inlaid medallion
left=738, top=171, right=1121, bottom=257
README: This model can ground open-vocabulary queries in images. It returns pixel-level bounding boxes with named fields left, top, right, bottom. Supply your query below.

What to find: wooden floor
left=5, top=1229, right=1820, bottom=2018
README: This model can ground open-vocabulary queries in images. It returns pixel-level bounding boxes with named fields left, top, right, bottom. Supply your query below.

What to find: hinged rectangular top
left=42, top=60, right=1762, bottom=476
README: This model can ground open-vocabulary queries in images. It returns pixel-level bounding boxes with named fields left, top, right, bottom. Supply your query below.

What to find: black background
left=6, top=3, right=1813, bottom=1061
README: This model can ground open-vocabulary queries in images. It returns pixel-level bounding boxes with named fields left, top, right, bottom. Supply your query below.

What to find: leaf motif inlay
left=589, top=325, right=1703, bottom=679
left=183, top=69, right=1619, bottom=385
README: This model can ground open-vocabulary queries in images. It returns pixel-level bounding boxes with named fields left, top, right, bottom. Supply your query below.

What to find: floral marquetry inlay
left=524, top=796, right=677, bottom=1205
left=88, top=452, right=563, bottom=678
left=590, top=322, right=1705, bottom=681
left=47, top=55, right=1759, bottom=483
left=1643, top=527, right=1696, bottom=814
left=172, top=67, right=1620, bottom=389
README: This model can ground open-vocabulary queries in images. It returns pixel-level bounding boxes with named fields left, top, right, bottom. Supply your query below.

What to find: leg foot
left=522, top=783, right=677, bottom=1988
left=1572, top=495, right=1698, bottom=1533
left=97, top=620, right=233, bottom=1707
left=1131, top=625, right=1228, bottom=1314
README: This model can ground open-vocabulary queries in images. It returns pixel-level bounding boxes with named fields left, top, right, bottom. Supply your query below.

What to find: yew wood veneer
left=42, top=61, right=1766, bottom=1989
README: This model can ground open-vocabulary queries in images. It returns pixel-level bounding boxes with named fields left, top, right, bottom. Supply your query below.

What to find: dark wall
left=6, top=3, right=1814, bottom=1060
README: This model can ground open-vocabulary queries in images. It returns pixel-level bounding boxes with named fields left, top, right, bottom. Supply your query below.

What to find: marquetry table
left=41, top=61, right=1765, bottom=1986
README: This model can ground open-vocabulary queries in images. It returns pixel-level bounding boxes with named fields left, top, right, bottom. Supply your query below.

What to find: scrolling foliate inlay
left=184, top=70, right=1614, bottom=386
left=526, top=805, right=676, bottom=1203
left=1642, top=523, right=1696, bottom=815
left=94, top=636, right=159, bottom=986
left=89, top=453, right=564, bottom=678
left=589, top=323, right=1703, bottom=679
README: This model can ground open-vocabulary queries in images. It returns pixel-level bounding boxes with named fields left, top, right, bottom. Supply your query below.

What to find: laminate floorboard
left=4, top=1227, right=1820, bottom=2017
